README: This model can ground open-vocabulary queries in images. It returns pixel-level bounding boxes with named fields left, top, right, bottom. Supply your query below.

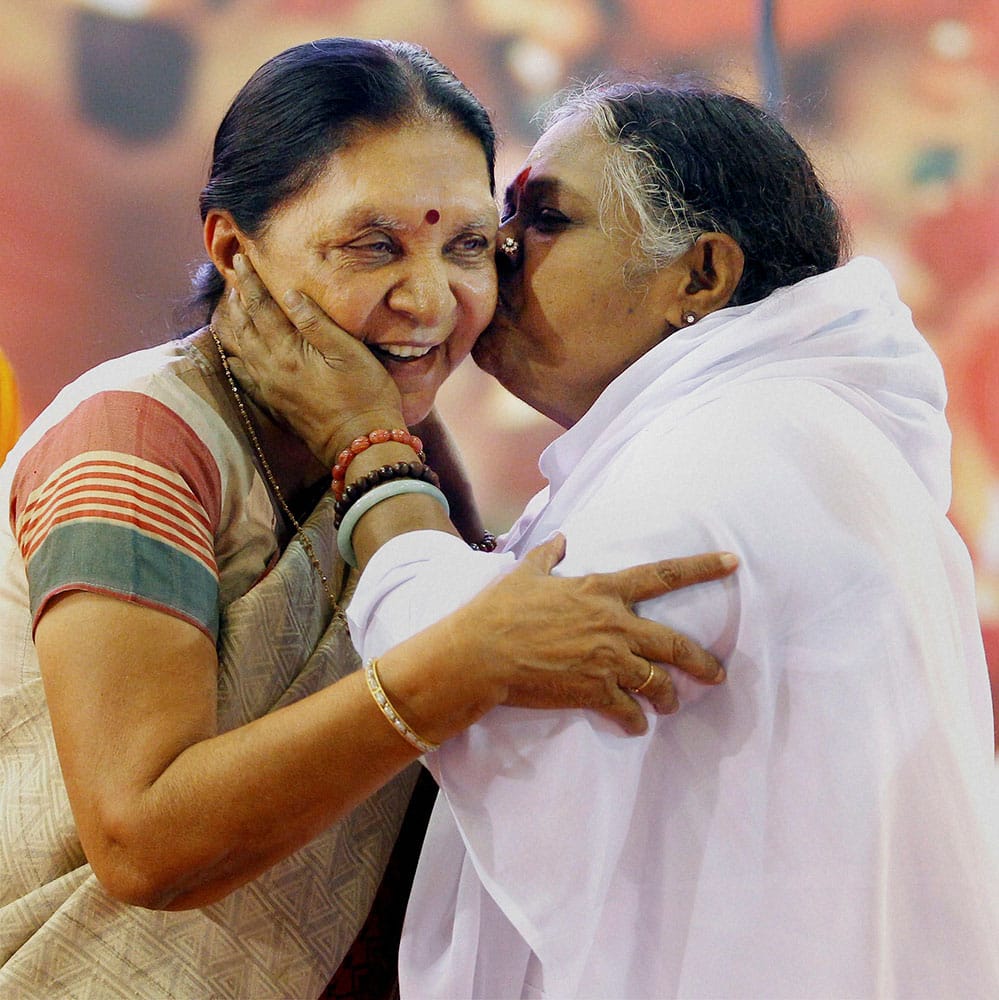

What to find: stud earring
left=500, top=236, right=519, bottom=258
left=682, top=311, right=697, bottom=325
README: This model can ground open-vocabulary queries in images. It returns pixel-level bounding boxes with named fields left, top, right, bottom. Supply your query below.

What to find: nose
left=387, top=260, right=456, bottom=327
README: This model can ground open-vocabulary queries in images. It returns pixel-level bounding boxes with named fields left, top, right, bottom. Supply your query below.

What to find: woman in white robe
left=222, top=79, right=999, bottom=998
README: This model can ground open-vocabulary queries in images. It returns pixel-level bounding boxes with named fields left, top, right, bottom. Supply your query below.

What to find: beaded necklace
left=210, top=328, right=345, bottom=623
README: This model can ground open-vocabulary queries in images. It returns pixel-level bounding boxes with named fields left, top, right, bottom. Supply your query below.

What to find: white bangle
left=364, top=657, right=440, bottom=754
left=336, top=477, right=450, bottom=567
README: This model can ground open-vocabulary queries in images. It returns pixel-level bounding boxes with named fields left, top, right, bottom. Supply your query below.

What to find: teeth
left=379, top=344, right=433, bottom=359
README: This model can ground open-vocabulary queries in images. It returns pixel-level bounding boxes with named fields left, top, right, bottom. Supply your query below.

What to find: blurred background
left=1, top=0, right=996, bottom=689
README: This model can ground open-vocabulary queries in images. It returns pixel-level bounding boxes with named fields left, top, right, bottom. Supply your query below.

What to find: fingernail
left=283, top=289, right=304, bottom=309
left=720, top=552, right=738, bottom=569
left=233, top=252, right=245, bottom=270
left=714, top=665, right=727, bottom=683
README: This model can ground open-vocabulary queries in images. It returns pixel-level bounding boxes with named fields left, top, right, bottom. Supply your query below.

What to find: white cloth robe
left=347, top=258, right=999, bottom=999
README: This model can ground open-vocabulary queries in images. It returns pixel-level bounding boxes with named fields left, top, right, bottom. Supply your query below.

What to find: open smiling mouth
left=370, top=344, right=435, bottom=363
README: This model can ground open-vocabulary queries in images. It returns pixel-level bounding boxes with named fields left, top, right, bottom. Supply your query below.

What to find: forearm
left=120, top=670, right=413, bottom=909
left=37, top=592, right=495, bottom=912
left=98, top=644, right=489, bottom=911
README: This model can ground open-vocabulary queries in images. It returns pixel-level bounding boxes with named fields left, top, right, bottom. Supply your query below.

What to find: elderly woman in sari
left=225, top=78, right=999, bottom=997
left=0, top=42, right=736, bottom=999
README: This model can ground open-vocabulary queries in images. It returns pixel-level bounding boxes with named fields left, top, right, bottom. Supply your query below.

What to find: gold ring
left=631, top=661, right=656, bottom=694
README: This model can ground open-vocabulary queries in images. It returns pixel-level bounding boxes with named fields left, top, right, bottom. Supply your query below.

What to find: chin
left=401, top=395, right=435, bottom=428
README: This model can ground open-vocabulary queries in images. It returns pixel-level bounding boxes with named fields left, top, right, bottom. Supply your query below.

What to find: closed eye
left=346, top=232, right=400, bottom=256
left=456, top=233, right=490, bottom=251
left=447, top=232, right=492, bottom=258
left=529, top=207, right=571, bottom=232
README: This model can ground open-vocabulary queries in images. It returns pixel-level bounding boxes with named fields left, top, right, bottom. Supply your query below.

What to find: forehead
left=288, top=122, right=495, bottom=224
left=520, top=114, right=609, bottom=196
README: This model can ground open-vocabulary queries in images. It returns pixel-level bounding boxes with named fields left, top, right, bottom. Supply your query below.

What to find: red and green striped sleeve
left=10, top=390, right=224, bottom=640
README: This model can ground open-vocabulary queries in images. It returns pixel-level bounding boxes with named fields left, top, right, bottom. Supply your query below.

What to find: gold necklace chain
left=210, top=328, right=345, bottom=621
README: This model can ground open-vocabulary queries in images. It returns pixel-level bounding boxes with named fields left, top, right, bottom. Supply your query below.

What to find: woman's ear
left=665, top=233, right=744, bottom=328
left=203, top=210, right=249, bottom=283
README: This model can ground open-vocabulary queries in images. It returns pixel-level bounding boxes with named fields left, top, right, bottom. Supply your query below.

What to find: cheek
left=523, top=262, right=576, bottom=333
left=534, top=257, right=618, bottom=334
left=304, top=275, right=382, bottom=339
left=451, top=272, right=498, bottom=356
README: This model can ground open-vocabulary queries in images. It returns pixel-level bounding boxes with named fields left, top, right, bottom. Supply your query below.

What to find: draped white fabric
left=348, top=258, right=999, bottom=999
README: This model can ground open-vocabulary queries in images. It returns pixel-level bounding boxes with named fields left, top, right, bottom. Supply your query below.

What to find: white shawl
left=349, top=258, right=999, bottom=999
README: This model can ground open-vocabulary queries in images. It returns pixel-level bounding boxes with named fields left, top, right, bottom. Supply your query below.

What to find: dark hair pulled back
left=188, top=37, right=496, bottom=324
left=552, top=80, right=847, bottom=306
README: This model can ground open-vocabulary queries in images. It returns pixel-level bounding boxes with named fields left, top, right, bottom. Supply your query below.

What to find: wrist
left=320, top=413, right=408, bottom=469
left=332, top=428, right=423, bottom=497
left=345, top=443, right=423, bottom=479
left=375, top=631, right=499, bottom=746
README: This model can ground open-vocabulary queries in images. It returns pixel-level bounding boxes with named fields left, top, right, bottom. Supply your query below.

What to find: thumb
left=518, top=533, right=566, bottom=576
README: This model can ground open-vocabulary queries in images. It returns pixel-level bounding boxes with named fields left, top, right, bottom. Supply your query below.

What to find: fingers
left=516, top=534, right=567, bottom=576
left=280, top=290, right=357, bottom=362
left=233, top=254, right=362, bottom=365
left=623, top=657, right=679, bottom=716
left=599, top=551, right=738, bottom=605
left=231, top=254, right=294, bottom=352
left=514, top=543, right=736, bottom=600
left=591, top=663, right=679, bottom=733
left=628, top=617, right=726, bottom=684
left=600, top=688, right=650, bottom=735
left=576, top=548, right=735, bottom=685
left=622, top=552, right=739, bottom=604
left=228, top=255, right=400, bottom=396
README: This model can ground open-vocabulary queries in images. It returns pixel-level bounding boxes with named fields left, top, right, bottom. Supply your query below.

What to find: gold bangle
left=364, top=658, right=440, bottom=755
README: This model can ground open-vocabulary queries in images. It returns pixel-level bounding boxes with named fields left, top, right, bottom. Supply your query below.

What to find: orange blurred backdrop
left=2, top=0, right=996, bottom=691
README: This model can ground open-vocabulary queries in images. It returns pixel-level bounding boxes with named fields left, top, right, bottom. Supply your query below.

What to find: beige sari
left=0, top=494, right=417, bottom=999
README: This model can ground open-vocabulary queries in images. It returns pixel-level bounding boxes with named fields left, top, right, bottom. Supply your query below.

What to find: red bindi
left=424, top=209, right=440, bottom=225
left=513, top=167, right=532, bottom=193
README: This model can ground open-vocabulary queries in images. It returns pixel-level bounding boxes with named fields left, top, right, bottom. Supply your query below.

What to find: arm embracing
left=36, top=536, right=734, bottom=910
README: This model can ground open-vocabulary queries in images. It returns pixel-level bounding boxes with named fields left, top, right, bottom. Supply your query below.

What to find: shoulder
left=6, top=340, right=244, bottom=526
left=624, top=378, right=887, bottom=490
left=577, top=376, right=918, bottom=566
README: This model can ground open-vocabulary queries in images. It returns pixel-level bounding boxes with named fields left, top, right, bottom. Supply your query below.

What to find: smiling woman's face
left=244, top=122, right=499, bottom=425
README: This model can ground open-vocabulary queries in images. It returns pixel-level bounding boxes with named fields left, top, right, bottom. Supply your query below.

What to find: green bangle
left=336, top=477, right=450, bottom=567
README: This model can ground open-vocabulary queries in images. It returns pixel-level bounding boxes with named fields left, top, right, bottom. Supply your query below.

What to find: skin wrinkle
left=475, top=114, right=742, bottom=428
left=231, top=122, right=498, bottom=425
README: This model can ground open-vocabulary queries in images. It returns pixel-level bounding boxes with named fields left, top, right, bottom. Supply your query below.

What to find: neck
left=200, top=327, right=329, bottom=520
left=246, top=398, right=329, bottom=513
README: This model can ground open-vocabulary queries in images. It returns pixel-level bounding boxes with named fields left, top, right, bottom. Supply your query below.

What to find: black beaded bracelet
left=470, top=531, right=498, bottom=552
left=333, top=461, right=442, bottom=529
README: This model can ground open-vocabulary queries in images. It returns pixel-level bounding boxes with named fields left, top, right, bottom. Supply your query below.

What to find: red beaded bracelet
left=332, top=428, right=425, bottom=501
